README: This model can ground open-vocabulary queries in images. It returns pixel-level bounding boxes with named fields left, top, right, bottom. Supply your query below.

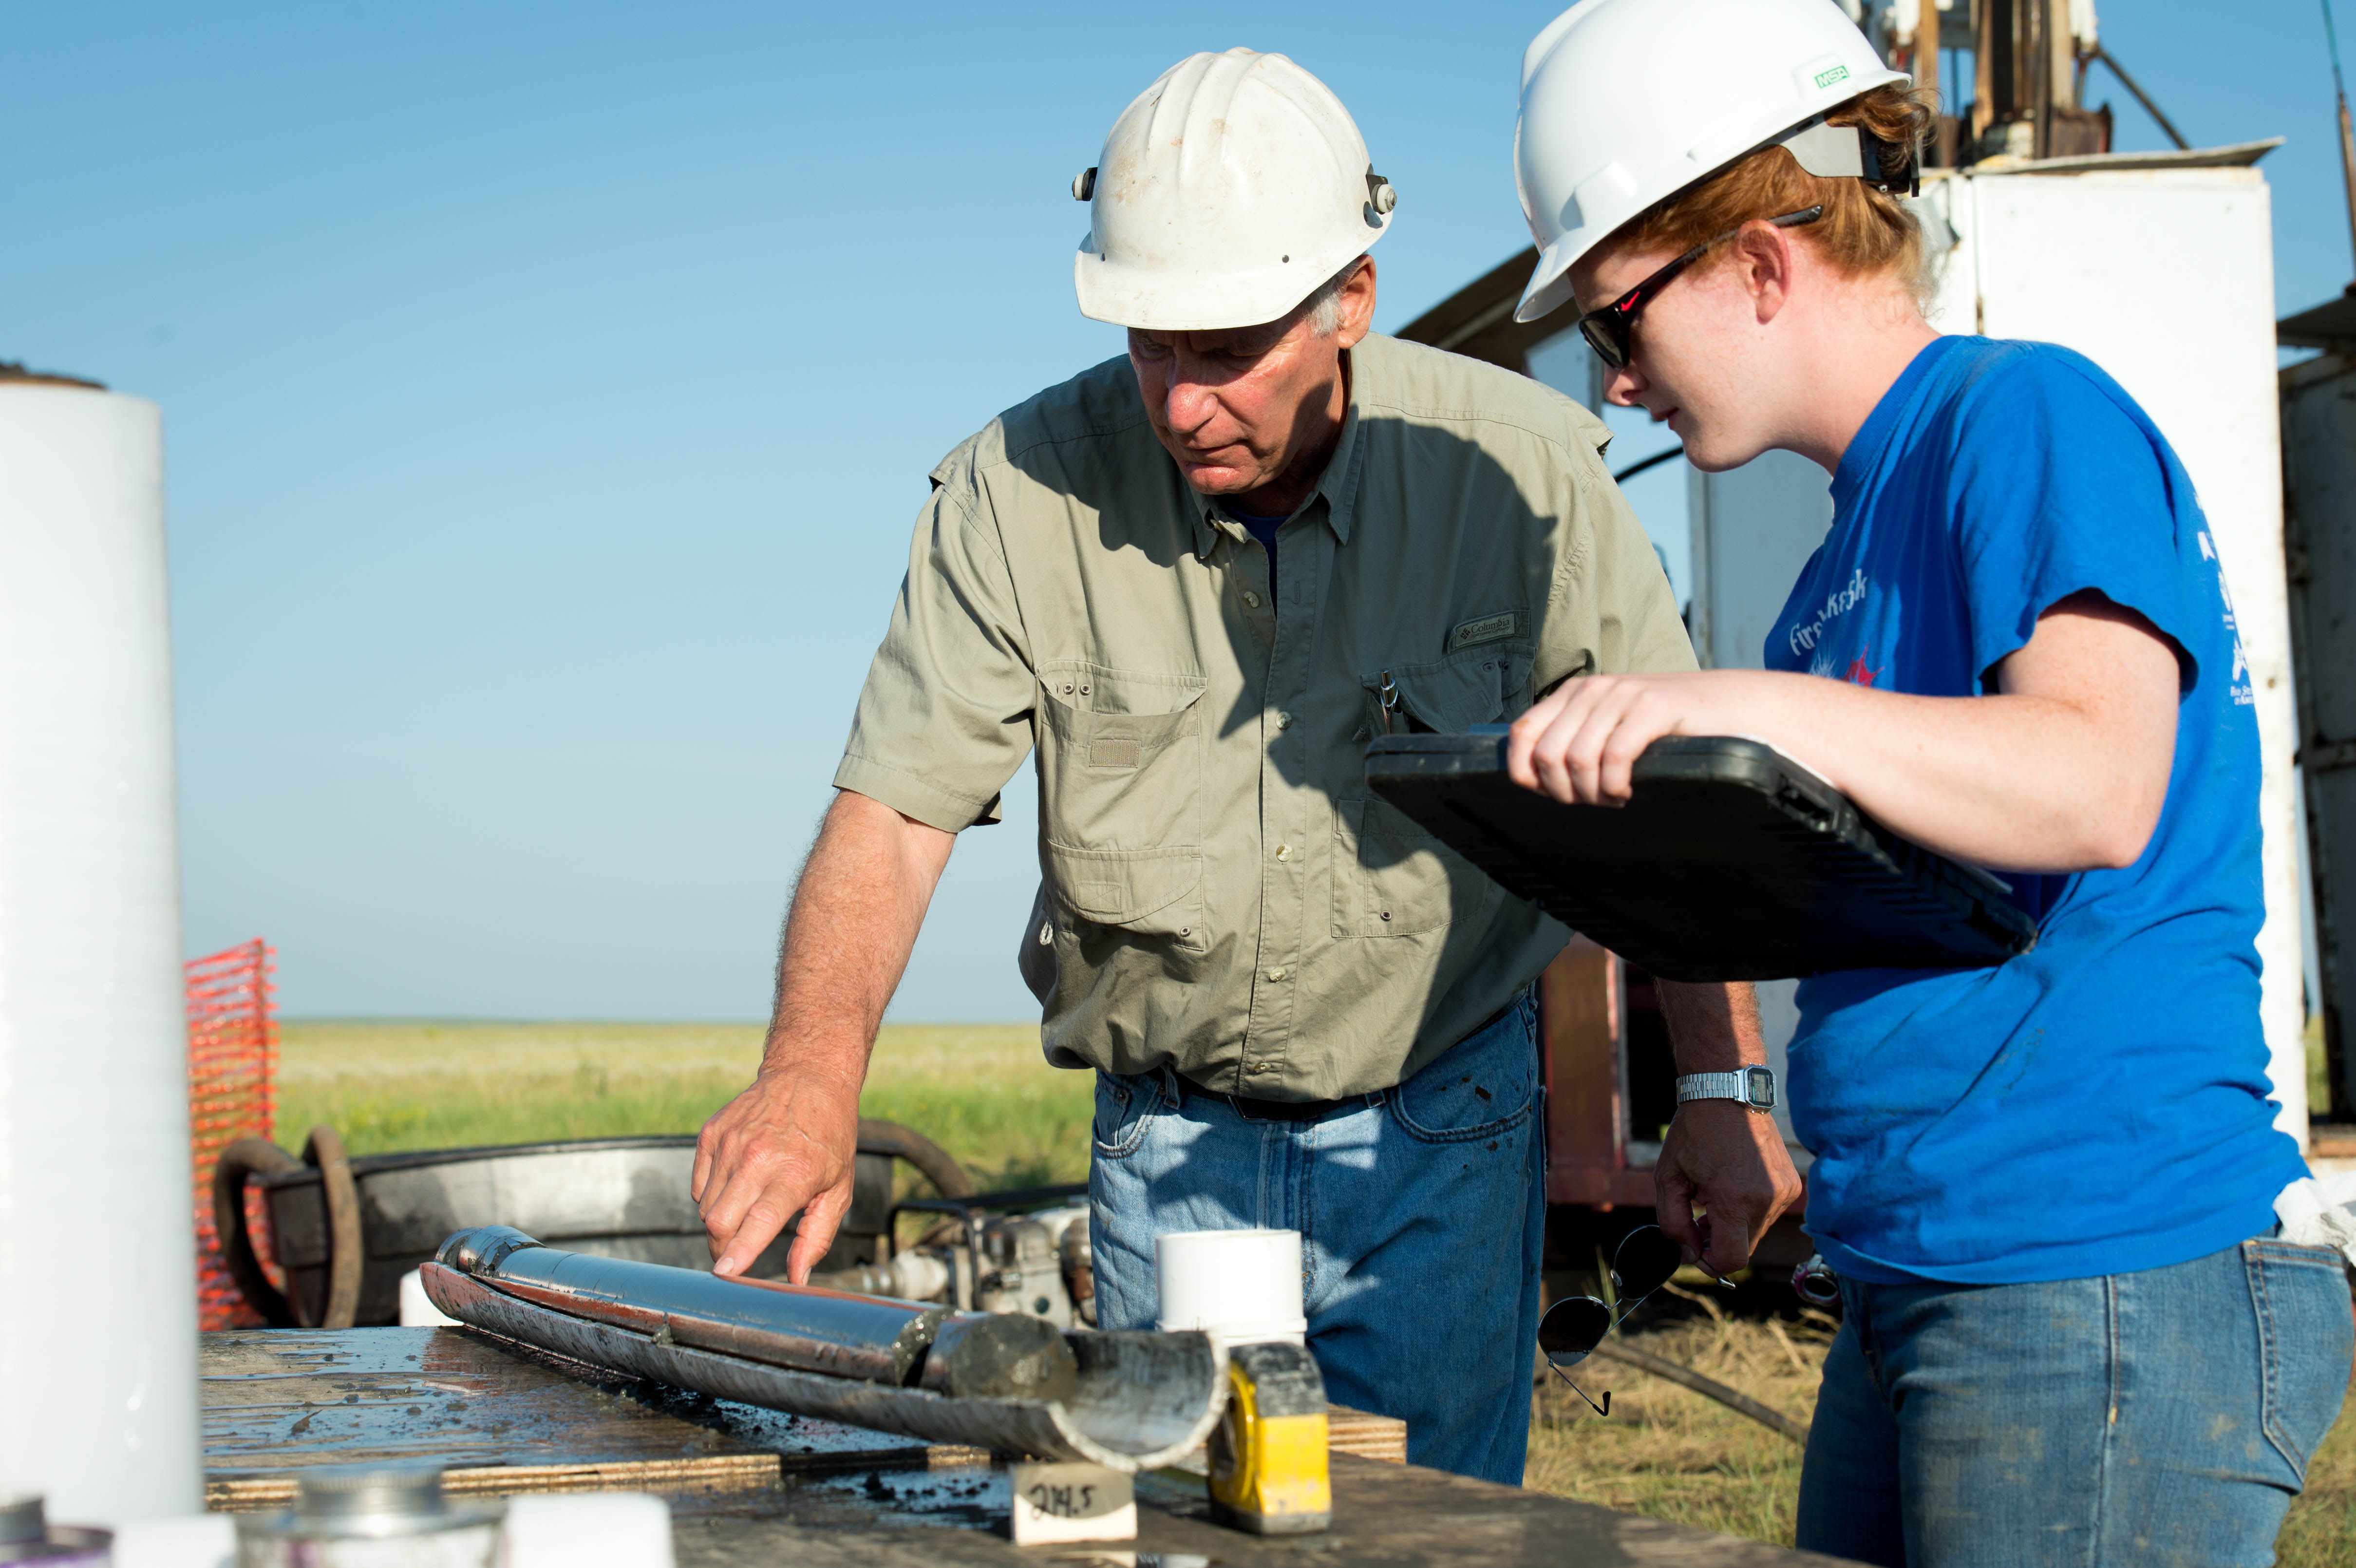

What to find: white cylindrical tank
left=0, top=380, right=200, bottom=1519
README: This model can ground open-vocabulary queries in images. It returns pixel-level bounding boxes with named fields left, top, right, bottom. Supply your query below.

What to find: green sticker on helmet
left=1814, top=62, right=1850, bottom=90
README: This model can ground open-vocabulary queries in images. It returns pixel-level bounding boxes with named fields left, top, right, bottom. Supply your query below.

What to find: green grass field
left=274, top=1019, right=2354, bottom=1560
left=276, top=1019, right=1093, bottom=1191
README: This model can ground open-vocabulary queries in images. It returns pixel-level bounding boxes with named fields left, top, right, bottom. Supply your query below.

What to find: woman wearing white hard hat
left=1505, top=1, right=2349, bottom=1562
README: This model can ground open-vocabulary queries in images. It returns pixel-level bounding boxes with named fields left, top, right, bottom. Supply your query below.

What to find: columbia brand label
left=1449, top=610, right=1523, bottom=651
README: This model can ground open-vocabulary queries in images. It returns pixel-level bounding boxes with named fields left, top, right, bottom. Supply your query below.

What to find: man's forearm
left=1649, top=977, right=1800, bottom=1274
left=1654, top=979, right=1766, bottom=1074
left=761, top=789, right=957, bottom=1082
left=694, top=789, right=957, bottom=1278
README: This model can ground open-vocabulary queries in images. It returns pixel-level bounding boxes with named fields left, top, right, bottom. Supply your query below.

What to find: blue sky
left=7, top=3, right=2344, bottom=1020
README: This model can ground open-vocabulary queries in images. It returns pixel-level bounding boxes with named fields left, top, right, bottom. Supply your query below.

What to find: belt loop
left=1158, top=1063, right=1186, bottom=1108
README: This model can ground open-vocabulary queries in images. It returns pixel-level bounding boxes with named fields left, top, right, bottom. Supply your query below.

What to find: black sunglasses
left=1573, top=206, right=1827, bottom=370
left=1536, top=1225, right=1730, bottom=1417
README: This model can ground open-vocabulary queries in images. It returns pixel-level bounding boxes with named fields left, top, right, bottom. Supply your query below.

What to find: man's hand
left=1653, top=1100, right=1804, bottom=1280
left=1649, top=979, right=1802, bottom=1279
left=693, top=1066, right=862, bottom=1280
left=695, top=789, right=956, bottom=1281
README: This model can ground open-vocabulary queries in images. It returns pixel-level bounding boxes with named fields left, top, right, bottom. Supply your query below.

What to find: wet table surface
left=202, top=1329, right=1849, bottom=1566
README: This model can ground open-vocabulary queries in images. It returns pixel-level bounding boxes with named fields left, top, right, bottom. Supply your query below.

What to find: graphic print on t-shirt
left=1788, top=566, right=1870, bottom=673
left=2198, top=529, right=2257, bottom=708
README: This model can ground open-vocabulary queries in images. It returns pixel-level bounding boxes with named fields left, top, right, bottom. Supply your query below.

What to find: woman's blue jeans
left=1087, top=993, right=1547, bottom=1486
left=1797, top=1235, right=2354, bottom=1567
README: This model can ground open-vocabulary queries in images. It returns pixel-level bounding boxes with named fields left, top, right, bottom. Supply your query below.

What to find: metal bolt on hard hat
left=1510, top=0, right=1910, bottom=324
left=1074, top=48, right=1395, bottom=331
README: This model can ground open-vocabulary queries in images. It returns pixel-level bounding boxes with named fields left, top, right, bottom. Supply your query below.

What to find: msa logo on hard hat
left=1813, top=62, right=1851, bottom=91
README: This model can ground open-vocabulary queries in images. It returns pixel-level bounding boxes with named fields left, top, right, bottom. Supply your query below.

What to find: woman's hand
left=1504, top=594, right=2179, bottom=873
left=1506, top=670, right=1760, bottom=805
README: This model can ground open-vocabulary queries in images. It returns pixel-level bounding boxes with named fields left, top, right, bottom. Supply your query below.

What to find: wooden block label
left=1008, top=1462, right=1137, bottom=1545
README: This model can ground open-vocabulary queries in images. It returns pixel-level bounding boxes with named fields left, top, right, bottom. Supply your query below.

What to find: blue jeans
left=1797, top=1236, right=2354, bottom=1567
left=1088, top=993, right=1546, bottom=1485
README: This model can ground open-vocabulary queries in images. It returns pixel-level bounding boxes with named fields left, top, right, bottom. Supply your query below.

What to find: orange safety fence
left=188, top=939, right=279, bottom=1330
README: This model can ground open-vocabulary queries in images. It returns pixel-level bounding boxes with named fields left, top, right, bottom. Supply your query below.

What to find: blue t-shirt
left=1766, top=335, right=2305, bottom=1285
left=1231, top=508, right=1286, bottom=590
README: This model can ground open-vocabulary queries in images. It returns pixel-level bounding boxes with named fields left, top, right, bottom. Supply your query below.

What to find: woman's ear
left=1732, top=221, right=1797, bottom=325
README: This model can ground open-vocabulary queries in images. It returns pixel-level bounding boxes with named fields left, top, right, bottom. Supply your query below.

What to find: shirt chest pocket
left=1335, top=647, right=1519, bottom=939
left=1358, top=641, right=1534, bottom=736
left=1037, top=667, right=1206, bottom=934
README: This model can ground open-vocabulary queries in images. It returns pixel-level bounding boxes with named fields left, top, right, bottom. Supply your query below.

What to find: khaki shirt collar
left=1185, top=349, right=1364, bottom=561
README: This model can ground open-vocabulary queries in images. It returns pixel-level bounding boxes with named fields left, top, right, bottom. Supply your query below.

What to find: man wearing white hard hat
left=1507, top=0, right=2350, bottom=1561
left=691, top=47, right=1796, bottom=1482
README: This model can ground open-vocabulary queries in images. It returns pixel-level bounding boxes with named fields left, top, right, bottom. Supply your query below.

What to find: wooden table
left=204, top=1329, right=1848, bottom=1566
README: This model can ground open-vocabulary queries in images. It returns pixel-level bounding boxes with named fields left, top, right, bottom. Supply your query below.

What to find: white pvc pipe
left=1153, top=1229, right=1307, bottom=1346
left=0, top=383, right=200, bottom=1521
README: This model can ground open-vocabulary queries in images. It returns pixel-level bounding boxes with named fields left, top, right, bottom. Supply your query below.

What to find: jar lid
left=0, top=1497, right=42, bottom=1546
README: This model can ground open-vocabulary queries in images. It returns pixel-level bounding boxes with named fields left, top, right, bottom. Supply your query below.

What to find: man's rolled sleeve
left=833, top=484, right=1037, bottom=833
left=1535, top=439, right=1698, bottom=689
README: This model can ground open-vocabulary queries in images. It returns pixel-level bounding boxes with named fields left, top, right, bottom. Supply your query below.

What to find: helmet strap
left=1776, top=116, right=1921, bottom=199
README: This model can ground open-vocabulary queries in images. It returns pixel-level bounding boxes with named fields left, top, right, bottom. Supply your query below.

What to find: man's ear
left=1334, top=257, right=1378, bottom=349
left=1733, top=223, right=1794, bottom=325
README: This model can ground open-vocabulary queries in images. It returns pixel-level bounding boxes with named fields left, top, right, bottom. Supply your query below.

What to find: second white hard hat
left=1073, top=48, right=1396, bottom=332
left=1511, top=0, right=1908, bottom=323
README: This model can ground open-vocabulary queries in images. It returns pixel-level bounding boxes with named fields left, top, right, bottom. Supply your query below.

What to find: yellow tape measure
left=1207, top=1341, right=1331, bottom=1535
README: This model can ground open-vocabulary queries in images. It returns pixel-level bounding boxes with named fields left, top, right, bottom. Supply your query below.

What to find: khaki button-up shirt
left=835, top=333, right=1695, bottom=1098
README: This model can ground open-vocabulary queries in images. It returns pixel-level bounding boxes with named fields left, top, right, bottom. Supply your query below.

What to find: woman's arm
left=1506, top=591, right=2181, bottom=875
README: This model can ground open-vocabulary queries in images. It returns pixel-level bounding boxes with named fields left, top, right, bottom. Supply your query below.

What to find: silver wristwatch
left=1676, top=1066, right=1778, bottom=1112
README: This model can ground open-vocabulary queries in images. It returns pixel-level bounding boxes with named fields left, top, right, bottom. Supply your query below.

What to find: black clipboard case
left=1364, top=730, right=2037, bottom=982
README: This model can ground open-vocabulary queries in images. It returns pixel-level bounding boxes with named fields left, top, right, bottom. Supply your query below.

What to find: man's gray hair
left=1304, top=256, right=1370, bottom=336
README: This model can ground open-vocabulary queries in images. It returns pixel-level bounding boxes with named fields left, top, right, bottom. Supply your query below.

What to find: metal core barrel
left=434, top=1226, right=1077, bottom=1399
left=436, top=1226, right=947, bottom=1384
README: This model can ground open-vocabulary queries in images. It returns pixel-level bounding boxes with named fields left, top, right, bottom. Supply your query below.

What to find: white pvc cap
left=1153, top=1228, right=1307, bottom=1345
left=498, top=1493, right=673, bottom=1568
left=399, top=1269, right=461, bottom=1327
left=110, top=1515, right=236, bottom=1568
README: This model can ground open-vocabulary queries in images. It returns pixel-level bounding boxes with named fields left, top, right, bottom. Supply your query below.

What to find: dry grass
left=1525, top=1306, right=1826, bottom=1546
left=1526, top=1308, right=2356, bottom=1564
left=275, top=1020, right=1092, bottom=1191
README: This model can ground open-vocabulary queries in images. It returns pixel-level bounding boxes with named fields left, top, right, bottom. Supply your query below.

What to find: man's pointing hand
left=693, top=1067, right=862, bottom=1280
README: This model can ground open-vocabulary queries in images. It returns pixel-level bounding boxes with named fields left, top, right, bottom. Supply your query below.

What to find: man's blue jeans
left=1797, top=1235, right=2354, bottom=1567
left=1088, top=993, right=1546, bottom=1485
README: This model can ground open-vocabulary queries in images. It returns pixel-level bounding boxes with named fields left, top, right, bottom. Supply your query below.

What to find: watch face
left=1744, top=1067, right=1775, bottom=1109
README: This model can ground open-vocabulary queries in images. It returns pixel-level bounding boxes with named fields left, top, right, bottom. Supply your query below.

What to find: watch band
left=1676, top=1066, right=1777, bottom=1111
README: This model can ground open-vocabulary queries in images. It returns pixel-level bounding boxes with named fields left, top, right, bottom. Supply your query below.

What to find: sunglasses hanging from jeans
left=1536, top=1224, right=1732, bottom=1416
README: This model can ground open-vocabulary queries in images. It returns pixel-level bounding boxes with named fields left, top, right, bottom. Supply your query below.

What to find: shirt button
left=1039, top=921, right=1054, bottom=945
left=1247, top=1061, right=1275, bottom=1076
left=1243, top=590, right=1263, bottom=609
left=1275, top=844, right=1295, bottom=863
left=1276, top=711, right=1293, bottom=730
left=1266, top=966, right=1288, bottom=982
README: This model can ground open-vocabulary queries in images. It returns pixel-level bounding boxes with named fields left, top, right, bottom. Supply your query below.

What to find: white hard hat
left=1512, top=0, right=1908, bottom=323
left=1073, top=48, right=1397, bottom=332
